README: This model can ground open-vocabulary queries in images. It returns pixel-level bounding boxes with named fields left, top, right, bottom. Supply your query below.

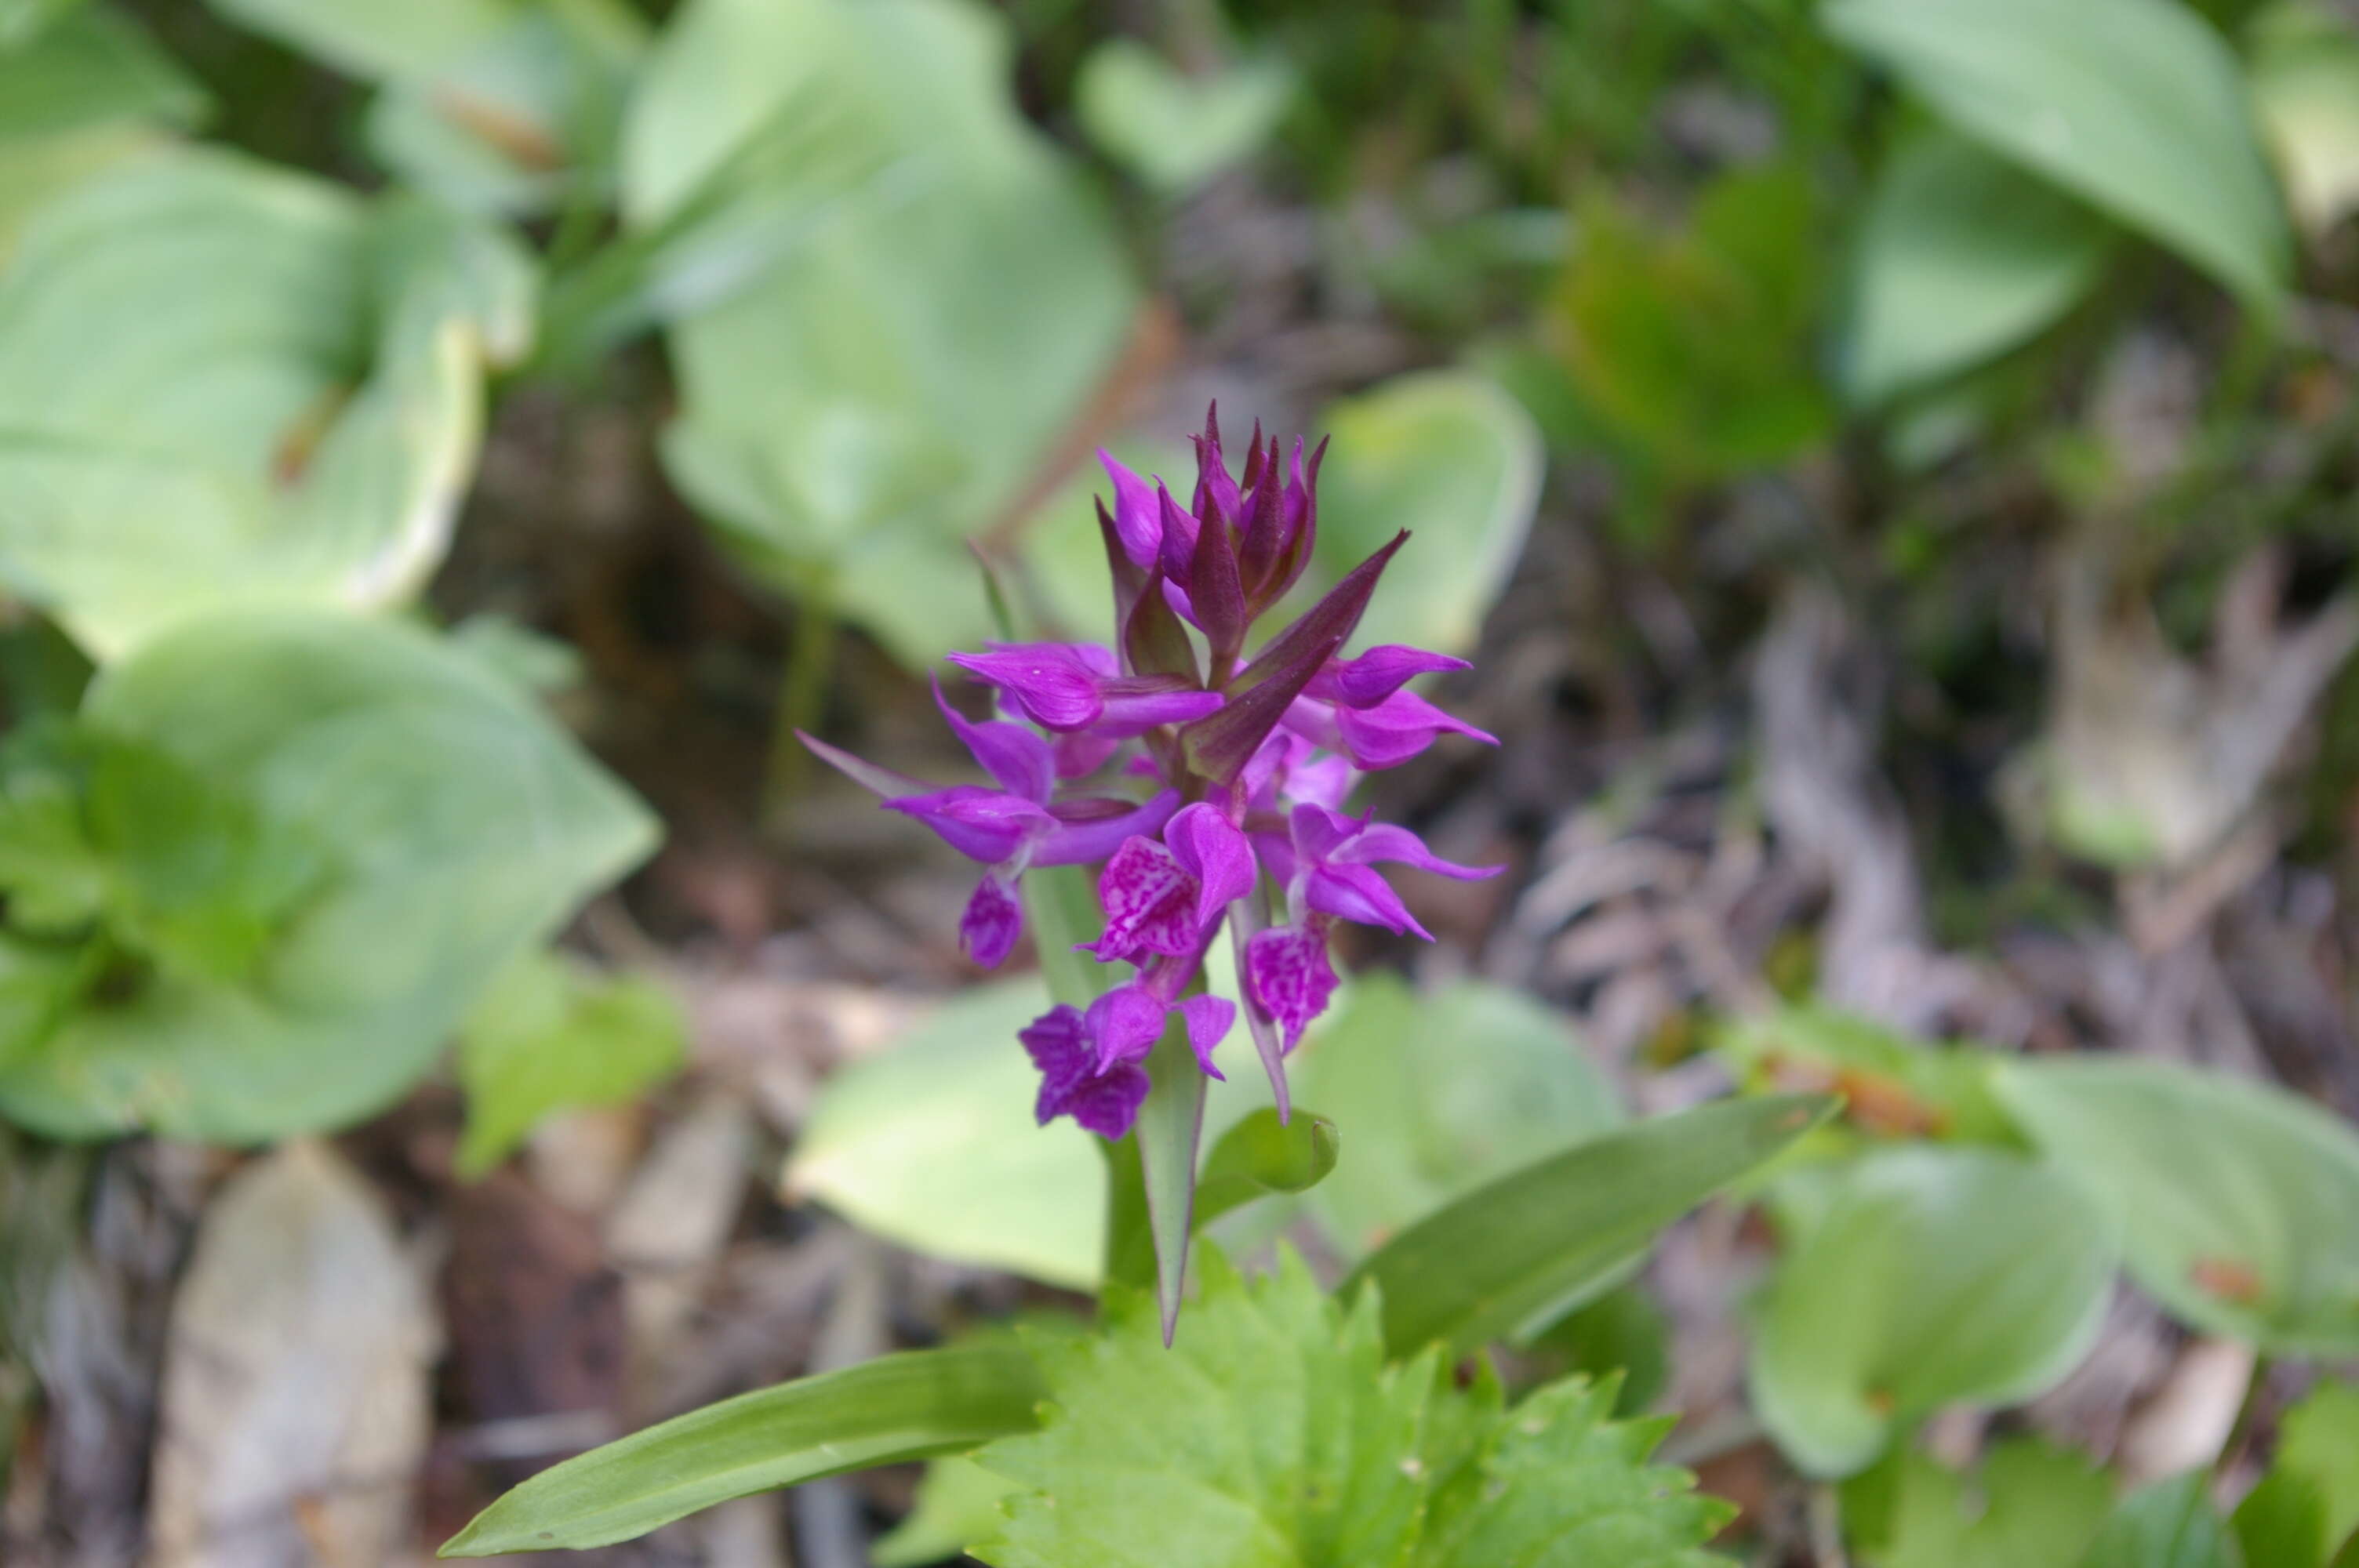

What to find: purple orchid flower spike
left=801, top=404, right=1498, bottom=1144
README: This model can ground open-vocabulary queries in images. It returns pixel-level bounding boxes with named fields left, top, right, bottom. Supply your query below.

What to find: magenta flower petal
left=1096, top=450, right=1164, bottom=570
left=1062, top=1061, right=1151, bottom=1139
left=799, top=731, right=937, bottom=800
left=947, top=644, right=1107, bottom=730
left=1245, top=919, right=1339, bottom=1051
left=933, top=677, right=1053, bottom=802
left=1164, top=803, right=1256, bottom=929
left=1032, top=789, right=1180, bottom=867
left=960, top=873, right=1023, bottom=967
left=1331, top=688, right=1497, bottom=769
left=1085, top=835, right=1201, bottom=960
left=1051, top=731, right=1123, bottom=780
left=1335, top=820, right=1502, bottom=880
left=1085, top=983, right=1169, bottom=1070
left=1094, top=679, right=1224, bottom=735
left=1176, top=994, right=1235, bottom=1080
left=1020, top=1004, right=1092, bottom=1116
left=1304, top=859, right=1431, bottom=939
left=1308, top=644, right=1472, bottom=708
left=884, top=786, right=1051, bottom=864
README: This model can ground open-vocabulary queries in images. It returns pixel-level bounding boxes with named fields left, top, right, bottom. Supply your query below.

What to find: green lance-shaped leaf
left=1131, top=1010, right=1209, bottom=1345
left=2076, top=1472, right=2241, bottom=1568
left=1343, top=1093, right=1835, bottom=1358
left=1747, top=1145, right=2118, bottom=1478
left=1192, top=1106, right=1339, bottom=1231
left=1994, top=1057, right=2359, bottom=1356
left=440, top=1343, right=1046, bottom=1556
left=1823, top=0, right=2291, bottom=307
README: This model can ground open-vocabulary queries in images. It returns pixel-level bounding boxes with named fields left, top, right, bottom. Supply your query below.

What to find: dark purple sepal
left=1187, top=488, right=1249, bottom=670
left=1096, top=495, right=1147, bottom=631
left=1177, top=530, right=1409, bottom=784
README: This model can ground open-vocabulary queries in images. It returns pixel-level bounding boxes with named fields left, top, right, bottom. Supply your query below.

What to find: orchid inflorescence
left=802, top=408, right=1499, bottom=1140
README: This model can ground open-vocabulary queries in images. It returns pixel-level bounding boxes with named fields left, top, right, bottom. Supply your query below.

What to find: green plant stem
left=765, top=589, right=840, bottom=822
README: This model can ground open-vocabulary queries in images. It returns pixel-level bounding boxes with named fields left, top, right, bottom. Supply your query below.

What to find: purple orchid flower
left=802, top=405, right=1499, bottom=1140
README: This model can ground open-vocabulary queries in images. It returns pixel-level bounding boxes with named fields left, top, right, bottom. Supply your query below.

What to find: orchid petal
left=959, top=872, right=1024, bottom=967
left=1085, top=984, right=1169, bottom=1070
left=1245, top=919, right=1339, bottom=1052
left=884, top=786, right=1051, bottom=864
left=947, top=644, right=1104, bottom=730
left=933, top=677, right=1052, bottom=802
left=1085, top=834, right=1200, bottom=960
left=1331, top=687, right=1498, bottom=769
left=1334, top=820, right=1502, bottom=880
left=1304, top=860, right=1431, bottom=939
left=1176, top=994, right=1236, bottom=1080
left=1308, top=644, right=1471, bottom=708
left=1032, top=789, right=1180, bottom=867
left=1062, top=1061, right=1151, bottom=1139
left=1165, top=803, right=1256, bottom=929
left=1096, top=449, right=1164, bottom=569
left=1020, top=1004, right=1093, bottom=1116
left=798, top=731, right=936, bottom=800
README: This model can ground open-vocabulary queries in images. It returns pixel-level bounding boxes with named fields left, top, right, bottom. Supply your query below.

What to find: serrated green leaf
left=633, top=0, right=1135, bottom=668
left=874, top=1453, right=1021, bottom=1568
left=2076, top=1473, right=2242, bottom=1568
left=1523, top=1284, right=1670, bottom=1417
left=0, top=151, right=534, bottom=660
left=969, top=1247, right=1730, bottom=1568
left=455, top=949, right=685, bottom=1178
left=1289, top=973, right=1622, bottom=1261
left=1842, top=129, right=2110, bottom=405
left=1994, top=1058, right=2359, bottom=1356
left=1823, top=0, right=2291, bottom=306
left=441, top=1343, right=1045, bottom=1555
left=1749, top=1147, right=2117, bottom=1478
left=1074, top=40, right=1290, bottom=194
left=787, top=977, right=1103, bottom=1290
left=1347, top=1093, right=1836, bottom=1358
left=0, top=612, right=656, bottom=1142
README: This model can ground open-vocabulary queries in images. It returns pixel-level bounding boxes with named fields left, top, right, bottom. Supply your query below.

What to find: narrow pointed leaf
left=1343, top=1094, right=1835, bottom=1358
left=1192, top=1106, right=1339, bottom=1230
left=438, top=1345, right=1045, bottom=1555
left=1132, top=1011, right=1209, bottom=1344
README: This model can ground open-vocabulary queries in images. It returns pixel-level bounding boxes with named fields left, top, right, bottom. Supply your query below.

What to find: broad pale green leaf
left=1823, top=0, right=2292, bottom=305
left=0, top=151, right=534, bottom=659
left=454, top=949, right=685, bottom=1178
left=1194, top=1106, right=1339, bottom=1230
left=1994, top=1058, right=2359, bottom=1356
left=1844, top=130, right=2111, bottom=405
left=0, top=612, right=656, bottom=1141
left=1849, top=1440, right=2113, bottom=1568
left=0, top=7, right=208, bottom=141
left=0, top=0, right=82, bottom=49
left=2076, top=1473, right=2243, bottom=1568
left=2233, top=1469, right=2330, bottom=1568
left=1346, top=1093, right=1835, bottom=1358
left=1074, top=40, right=1292, bottom=194
left=1714, top=1004, right=2020, bottom=1151
left=632, top=0, right=1136, bottom=667
left=972, top=1247, right=1731, bottom=1568
left=786, top=978, right=1103, bottom=1289
left=2251, top=3, right=2359, bottom=236
left=1289, top=973, right=1622, bottom=1260
left=1748, top=1146, right=2117, bottom=1478
left=441, top=1343, right=1045, bottom=1556
left=1308, top=371, right=1542, bottom=658
left=205, top=0, right=513, bottom=79
left=367, top=9, right=642, bottom=217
